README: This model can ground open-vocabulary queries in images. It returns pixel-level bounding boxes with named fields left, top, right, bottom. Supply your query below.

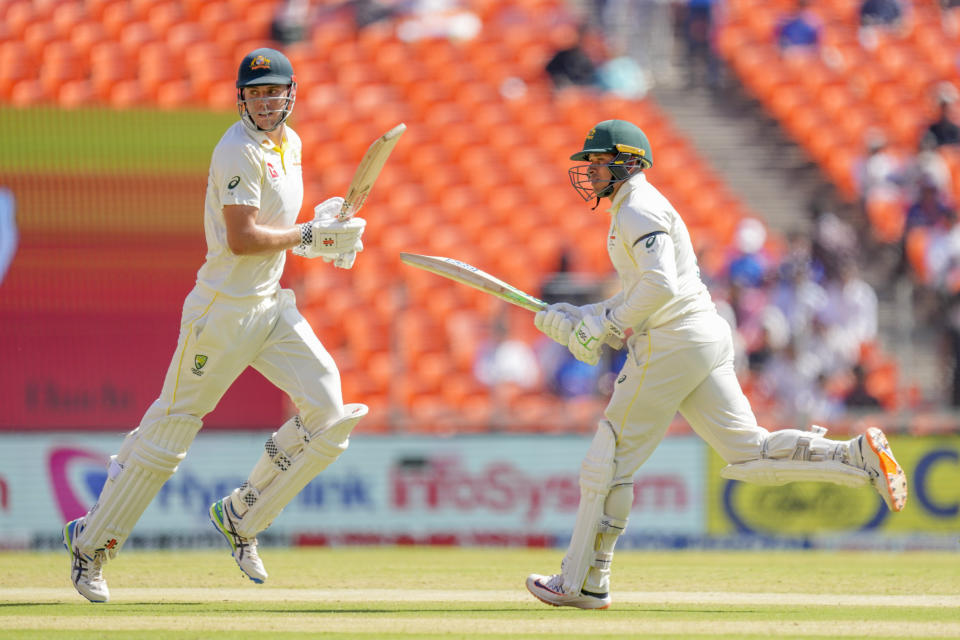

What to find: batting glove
left=567, top=312, right=627, bottom=366
left=534, top=303, right=579, bottom=345
left=313, top=196, right=345, bottom=222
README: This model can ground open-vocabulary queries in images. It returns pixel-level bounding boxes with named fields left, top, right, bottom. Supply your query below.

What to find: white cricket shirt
left=196, top=121, right=304, bottom=298
left=605, top=172, right=715, bottom=333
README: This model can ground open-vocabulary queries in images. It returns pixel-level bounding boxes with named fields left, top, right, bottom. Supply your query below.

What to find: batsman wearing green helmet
left=526, top=119, right=908, bottom=610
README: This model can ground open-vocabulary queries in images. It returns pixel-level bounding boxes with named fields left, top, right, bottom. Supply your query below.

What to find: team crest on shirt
left=191, top=354, right=208, bottom=376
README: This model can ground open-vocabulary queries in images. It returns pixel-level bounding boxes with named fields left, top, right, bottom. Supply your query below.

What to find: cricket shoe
left=526, top=573, right=610, bottom=609
left=856, top=427, right=908, bottom=512
left=209, top=498, right=268, bottom=583
left=62, top=518, right=109, bottom=603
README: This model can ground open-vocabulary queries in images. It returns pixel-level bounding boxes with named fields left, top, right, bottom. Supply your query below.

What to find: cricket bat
left=398, top=253, right=626, bottom=349
left=399, top=252, right=547, bottom=312
left=339, top=123, right=407, bottom=221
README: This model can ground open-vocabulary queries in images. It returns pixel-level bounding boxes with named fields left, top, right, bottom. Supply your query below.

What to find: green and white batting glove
left=534, top=302, right=582, bottom=345
left=567, top=312, right=626, bottom=365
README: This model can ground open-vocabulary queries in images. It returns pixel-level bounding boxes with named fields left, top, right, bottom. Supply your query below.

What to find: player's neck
left=264, top=124, right=285, bottom=147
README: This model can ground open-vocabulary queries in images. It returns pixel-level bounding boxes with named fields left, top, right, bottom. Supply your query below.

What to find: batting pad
left=720, top=459, right=870, bottom=487
left=78, top=414, right=202, bottom=559
left=562, top=420, right=617, bottom=596
left=234, top=403, right=368, bottom=538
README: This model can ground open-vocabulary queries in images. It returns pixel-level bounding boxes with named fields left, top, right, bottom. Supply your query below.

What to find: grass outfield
left=1, top=548, right=959, bottom=639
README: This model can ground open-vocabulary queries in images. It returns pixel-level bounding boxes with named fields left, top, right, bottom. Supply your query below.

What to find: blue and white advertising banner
left=0, top=433, right=705, bottom=549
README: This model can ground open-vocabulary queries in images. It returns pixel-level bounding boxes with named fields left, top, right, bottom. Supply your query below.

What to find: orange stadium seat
left=0, top=0, right=837, bottom=431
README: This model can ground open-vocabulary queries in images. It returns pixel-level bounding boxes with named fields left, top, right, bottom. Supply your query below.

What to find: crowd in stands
left=522, top=207, right=892, bottom=427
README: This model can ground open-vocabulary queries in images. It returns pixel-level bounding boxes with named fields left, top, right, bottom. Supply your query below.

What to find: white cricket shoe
left=62, top=518, right=109, bottom=603
left=526, top=573, right=610, bottom=609
left=857, top=427, right=908, bottom=512
left=209, top=498, right=268, bottom=583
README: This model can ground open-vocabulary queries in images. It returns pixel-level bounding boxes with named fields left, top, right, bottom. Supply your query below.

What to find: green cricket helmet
left=568, top=120, right=653, bottom=201
left=236, top=47, right=297, bottom=133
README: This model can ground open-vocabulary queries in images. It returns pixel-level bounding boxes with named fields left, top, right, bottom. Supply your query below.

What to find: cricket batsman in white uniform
left=526, top=120, right=908, bottom=610
left=62, top=48, right=370, bottom=603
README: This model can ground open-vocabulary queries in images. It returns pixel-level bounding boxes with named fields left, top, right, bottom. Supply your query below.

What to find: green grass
left=1, top=548, right=958, bottom=639
left=0, top=106, right=235, bottom=174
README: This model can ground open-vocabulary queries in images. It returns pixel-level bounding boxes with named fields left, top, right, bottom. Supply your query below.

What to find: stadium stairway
left=651, top=82, right=830, bottom=235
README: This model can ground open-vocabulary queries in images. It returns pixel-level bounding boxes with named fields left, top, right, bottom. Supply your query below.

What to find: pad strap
left=233, top=404, right=367, bottom=538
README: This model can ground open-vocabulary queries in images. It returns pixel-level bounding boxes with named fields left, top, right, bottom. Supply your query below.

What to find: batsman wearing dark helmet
left=526, top=120, right=908, bottom=610
left=61, top=48, right=369, bottom=602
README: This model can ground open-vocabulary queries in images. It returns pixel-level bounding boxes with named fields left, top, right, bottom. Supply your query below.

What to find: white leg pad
left=583, top=481, right=632, bottom=595
left=78, top=414, right=202, bottom=559
left=228, top=415, right=311, bottom=515
left=720, top=459, right=869, bottom=487
left=561, top=420, right=617, bottom=596
left=233, top=403, right=367, bottom=538
left=721, top=425, right=869, bottom=488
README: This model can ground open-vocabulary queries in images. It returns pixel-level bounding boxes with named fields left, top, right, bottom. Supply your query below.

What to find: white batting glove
left=567, top=312, right=627, bottom=366
left=332, top=239, right=363, bottom=269
left=313, top=196, right=345, bottom=222
left=534, top=304, right=577, bottom=345
left=294, top=217, right=366, bottom=259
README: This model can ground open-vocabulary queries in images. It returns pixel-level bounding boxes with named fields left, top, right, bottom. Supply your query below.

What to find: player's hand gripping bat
left=399, top=253, right=626, bottom=349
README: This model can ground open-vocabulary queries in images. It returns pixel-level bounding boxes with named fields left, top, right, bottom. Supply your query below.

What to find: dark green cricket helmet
left=569, top=120, right=653, bottom=201
left=236, top=48, right=297, bottom=133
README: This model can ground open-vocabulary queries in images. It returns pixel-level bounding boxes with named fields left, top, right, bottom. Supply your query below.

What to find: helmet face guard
left=237, top=83, right=297, bottom=133
left=235, top=48, right=297, bottom=133
left=568, top=143, right=646, bottom=201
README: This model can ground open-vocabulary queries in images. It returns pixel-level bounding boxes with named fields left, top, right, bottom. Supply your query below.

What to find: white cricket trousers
left=604, top=310, right=767, bottom=483
left=139, top=284, right=344, bottom=431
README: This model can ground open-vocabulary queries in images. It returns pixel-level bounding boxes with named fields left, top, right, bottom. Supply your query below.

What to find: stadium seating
left=2, top=0, right=869, bottom=433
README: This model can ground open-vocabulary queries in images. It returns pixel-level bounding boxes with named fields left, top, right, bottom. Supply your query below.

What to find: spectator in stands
left=545, top=23, right=601, bottom=90
left=820, top=259, right=879, bottom=366
left=271, top=0, right=310, bottom=44
left=855, top=130, right=904, bottom=206
left=395, top=0, right=481, bottom=42
left=843, top=364, right=883, bottom=408
left=727, top=217, right=772, bottom=288
left=474, top=312, right=541, bottom=389
left=348, top=0, right=402, bottom=29
left=859, top=0, right=904, bottom=27
left=905, top=178, right=954, bottom=233
left=925, top=87, right=960, bottom=148
left=776, top=0, right=822, bottom=54
left=682, top=0, right=721, bottom=88
left=903, top=132, right=952, bottom=203
left=807, top=197, right=857, bottom=279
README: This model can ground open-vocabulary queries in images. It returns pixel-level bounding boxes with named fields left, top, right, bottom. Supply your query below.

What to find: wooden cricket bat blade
left=399, top=252, right=626, bottom=351
left=340, top=123, right=407, bottom=220
left=399, top=252, right=546, bottom=313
